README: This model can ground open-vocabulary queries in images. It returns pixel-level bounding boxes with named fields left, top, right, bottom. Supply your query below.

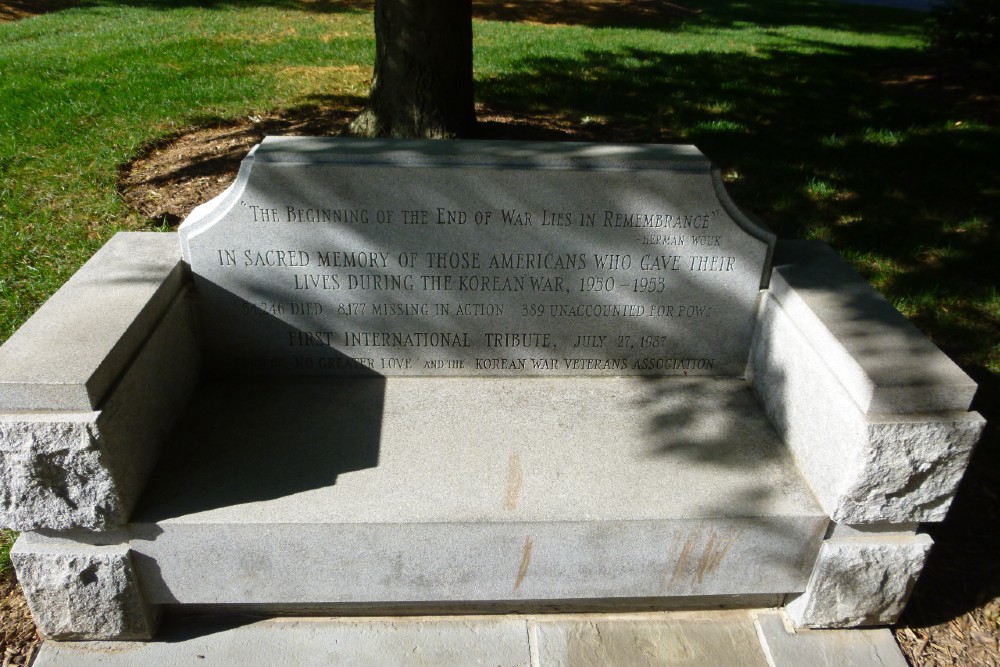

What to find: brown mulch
left=0, top=574, right=39, bottom=667
left=881, top=65, right=1000, bottom=126
left=898, top=604, right=1000, bottom=666
left=119, top=106, right=362, bottom=227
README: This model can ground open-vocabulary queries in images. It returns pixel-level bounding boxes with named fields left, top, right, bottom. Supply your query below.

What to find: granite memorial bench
left=0, top=138, right=985, bottom=641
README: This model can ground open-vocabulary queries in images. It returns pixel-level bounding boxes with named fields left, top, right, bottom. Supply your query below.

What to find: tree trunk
left=350, top=0, right=476, bottom=138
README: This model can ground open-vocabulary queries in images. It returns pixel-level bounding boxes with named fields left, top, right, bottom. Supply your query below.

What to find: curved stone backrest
left=179, top=137, right=775, bottom=377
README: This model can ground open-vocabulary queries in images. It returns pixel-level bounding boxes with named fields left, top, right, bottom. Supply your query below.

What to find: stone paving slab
left=32, top=611, right=907, bottom=666
left=755, top=611, right=909, bottom=666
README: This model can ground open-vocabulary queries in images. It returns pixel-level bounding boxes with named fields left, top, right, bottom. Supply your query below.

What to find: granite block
left=0, top=291, right=201, bottom=530
left=11, top=532, right=158, bottom=640
left=125, top=376, right=826, bottom=605
left=0, top=412, right=116, bottom=529
left=0, top=232, right=184, bottom=411
left=749, top=289, right=984, bottom=523
left=841, top=413, right=984, bottom=523
left=786, top=532, right=932, bottom=628
left=768, top=241, right=977, bottom=414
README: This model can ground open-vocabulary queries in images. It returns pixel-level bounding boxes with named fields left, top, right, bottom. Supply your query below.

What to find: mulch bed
left=0, top=575, right=39, bottom=667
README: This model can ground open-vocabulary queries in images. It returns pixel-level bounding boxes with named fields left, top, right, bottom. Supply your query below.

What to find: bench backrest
left=179, top=137, right=775, bottom=377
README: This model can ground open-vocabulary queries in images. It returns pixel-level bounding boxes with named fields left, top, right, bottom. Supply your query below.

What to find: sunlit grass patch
left=863, top=127, right=906, bottom=145
left=0, top=530, right=14, bottom=577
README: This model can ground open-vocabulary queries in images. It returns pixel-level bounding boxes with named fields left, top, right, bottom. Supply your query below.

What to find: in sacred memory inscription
left=179, top=137, right=775, bottom=377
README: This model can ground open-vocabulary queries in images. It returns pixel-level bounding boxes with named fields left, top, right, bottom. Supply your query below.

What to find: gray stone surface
left=0, top=232, right=184, bottom=411
left=534, top=611, right=769, bottom=666
left=755, top=611, right=908, bottom=666
left=31, top=611, right=909, bottom=666
left=0, top=290, right=201, bottom=530
left=0, top=412, right=115, bottom=530
left=180, top=137, right=775, bottom=377
left=786, top=532, right=932, bottom=628
left=35, top=617, right=530, bottom=666
left=841, top=414, right=984, bottom=523
left=768, top=241, right=977, bottom=414
left=749, top=288, right=984, bottom=524
left=11, top=534, right=158, bottom=640
left=120, top=376, right=825, bottom=604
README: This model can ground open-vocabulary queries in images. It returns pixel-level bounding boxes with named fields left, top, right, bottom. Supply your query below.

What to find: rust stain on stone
left=694, top=532, right=736, bottom=583
left=513, top=535, right=533, bottom=591
left=504, top=453, right=523, bottom=510
left=668, top=535, right=698, bottom=589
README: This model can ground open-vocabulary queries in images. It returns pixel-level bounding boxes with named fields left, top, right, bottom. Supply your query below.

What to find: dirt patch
left=119, top=105, right=363, bottom=226
left=471, top=0, right=698, bottom=27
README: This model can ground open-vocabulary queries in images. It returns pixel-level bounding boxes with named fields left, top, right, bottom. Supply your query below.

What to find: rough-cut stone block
left=840, top=414, right=985, bottom=523
left=786, top=533, right=932, bottom=628
left=749, top=289, right=984, bottom=524
left=11, top=532, right=158, bottom=640
left=0, top=291, right=201, bottom=530
left=0, top=233, right=184, bottom=411
left=768, top=241, right=977, bottom=414
left=0, top=412, right=116, bottom=530
left=754, top=611, right=908, bottom=666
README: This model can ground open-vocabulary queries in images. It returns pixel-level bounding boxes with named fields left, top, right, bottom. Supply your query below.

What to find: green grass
left=0, top=529, right=14, bottom=577
left=0, top=0, right=997, bottom=378
left=0, top=1, right=374, bottom=339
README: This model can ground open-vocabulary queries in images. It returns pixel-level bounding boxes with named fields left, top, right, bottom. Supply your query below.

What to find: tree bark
left=350, top=0, right=476, bottom=138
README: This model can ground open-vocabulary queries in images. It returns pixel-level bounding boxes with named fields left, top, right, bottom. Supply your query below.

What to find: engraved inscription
left=181, top=140, right=774, bottom=376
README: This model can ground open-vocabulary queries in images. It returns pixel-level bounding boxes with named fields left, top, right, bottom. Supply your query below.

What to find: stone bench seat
left=122, top=376, right=826, bottom=609
left=0, top=140, right=985, bottom=641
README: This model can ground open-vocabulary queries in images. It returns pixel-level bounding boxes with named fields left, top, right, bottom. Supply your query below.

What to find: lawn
left=1, top=0, right=996, bottom=372
left=1, top=0, right=998, bottom=664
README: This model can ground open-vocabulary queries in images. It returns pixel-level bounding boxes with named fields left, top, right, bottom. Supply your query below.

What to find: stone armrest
left=0, top=232, right=200, bottom=531
left=748, top=240, right=984, bottom=525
